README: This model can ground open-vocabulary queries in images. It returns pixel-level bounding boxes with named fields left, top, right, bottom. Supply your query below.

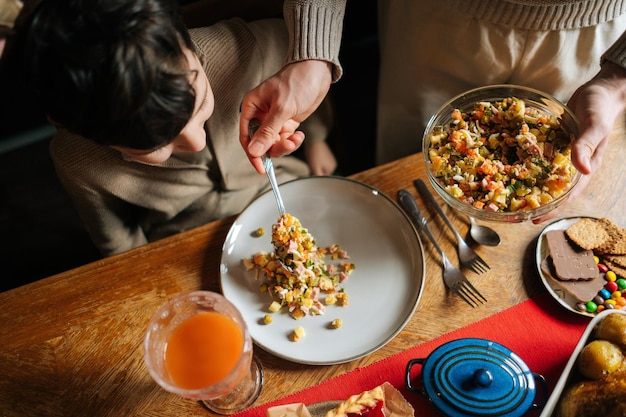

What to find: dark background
left=0, top=0, right=379, bottom=292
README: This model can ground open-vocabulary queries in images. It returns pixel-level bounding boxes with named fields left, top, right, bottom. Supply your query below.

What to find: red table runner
left=236, top=292, right=590, bottom=416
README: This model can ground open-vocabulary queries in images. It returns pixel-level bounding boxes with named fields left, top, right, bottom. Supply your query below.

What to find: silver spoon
left=468, top=216, right=501, bottom=246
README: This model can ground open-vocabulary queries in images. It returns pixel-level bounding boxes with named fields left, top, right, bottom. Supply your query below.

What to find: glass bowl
left=422, top=84, right=581, bottom=223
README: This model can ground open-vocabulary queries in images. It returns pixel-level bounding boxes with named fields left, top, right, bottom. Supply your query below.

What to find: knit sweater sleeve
left=282, top=0, right=346, bottom=82
left=602, top=30, right=626, bottom=69
left=444, top=0, right=626, bottom=31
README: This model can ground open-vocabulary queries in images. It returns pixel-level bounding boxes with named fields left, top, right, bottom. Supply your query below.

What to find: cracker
left=565, top=218, right=611, bottom=251
left=611, top=237, right=626, bottom=255
left=605, top=254, right=626, bottom=269
left=545, top=230, right=598, bottom=281
left=595, top=220, right=626, bottom=255
left=605, top=259, right=626, bottom=280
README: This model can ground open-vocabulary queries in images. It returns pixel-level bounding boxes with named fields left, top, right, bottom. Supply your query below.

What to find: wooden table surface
left=1, top=121, right=625, bottom=417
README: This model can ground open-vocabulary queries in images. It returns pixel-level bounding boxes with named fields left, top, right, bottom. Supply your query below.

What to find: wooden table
left=1, top=122, right=625, bottom=417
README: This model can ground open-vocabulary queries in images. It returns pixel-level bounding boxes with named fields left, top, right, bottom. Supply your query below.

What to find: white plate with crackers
left=536, top=216, right=626, bottom=317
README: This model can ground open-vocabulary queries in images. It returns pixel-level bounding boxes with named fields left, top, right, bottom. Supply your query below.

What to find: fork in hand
left=249, top=119, right=287, bottom=217
left=249, top=119, right=292, bottom=272
left=398, top=190, right=487, bottom=307
left=414, top=179, right=490, bottom=274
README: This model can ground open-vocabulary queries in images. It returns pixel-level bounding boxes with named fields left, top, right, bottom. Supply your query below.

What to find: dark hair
left=24, top=0, right=197, bottom=149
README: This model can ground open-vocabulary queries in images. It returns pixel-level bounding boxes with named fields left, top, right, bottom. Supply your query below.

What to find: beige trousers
left=376, top=0, right=626, bottom=164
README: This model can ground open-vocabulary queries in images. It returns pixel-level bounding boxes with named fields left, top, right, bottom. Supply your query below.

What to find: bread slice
left=324, top=382, right=414, bottom=417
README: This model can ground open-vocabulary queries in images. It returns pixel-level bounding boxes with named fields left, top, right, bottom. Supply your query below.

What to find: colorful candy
left=605, top=281, right=618, bottom=293
left=578, top=263, right=626, bottom=315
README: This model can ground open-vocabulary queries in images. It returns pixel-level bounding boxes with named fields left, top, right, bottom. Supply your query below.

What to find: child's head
left=24, top=0, right=200, bottom=150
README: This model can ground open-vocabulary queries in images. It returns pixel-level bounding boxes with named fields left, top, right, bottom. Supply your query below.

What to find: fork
left=414, top=179, right=490, bottom=274
left=262, top=154, right=286, bottom=217
left=398, top=190, right=487, bottom=307
left=249, top=119, right=287, bottom=217
left=249, top=119, right=292, bottom=272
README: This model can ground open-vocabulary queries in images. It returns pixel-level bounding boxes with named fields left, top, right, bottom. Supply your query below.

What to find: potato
left=557, top=371, right=626, bottom=417
left=577, top=340, right=624, bottom=379
left=593, top=313, right=626, bottom=349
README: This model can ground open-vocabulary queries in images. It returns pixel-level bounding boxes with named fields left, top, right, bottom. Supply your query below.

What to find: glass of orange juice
left=143, top=291, right=263, bottom=414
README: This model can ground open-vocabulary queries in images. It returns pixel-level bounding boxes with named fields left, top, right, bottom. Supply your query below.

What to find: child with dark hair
left=27, top=0, right=198, bottom=149
left=19, top=0, right=343, bottom=256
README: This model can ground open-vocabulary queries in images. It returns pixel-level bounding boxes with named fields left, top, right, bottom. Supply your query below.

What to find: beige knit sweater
left=445, top=0, right=626, bottom=66
left=283, top=0, right=346, bottom=81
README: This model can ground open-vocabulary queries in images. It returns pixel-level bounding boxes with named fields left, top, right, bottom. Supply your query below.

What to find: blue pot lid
left=421, top=338, right=536, bottom=417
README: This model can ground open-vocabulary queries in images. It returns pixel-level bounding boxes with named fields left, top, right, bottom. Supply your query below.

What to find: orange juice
left=164, top=311, right=244, bottom=390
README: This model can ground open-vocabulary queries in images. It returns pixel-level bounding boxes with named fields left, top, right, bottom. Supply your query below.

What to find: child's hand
left=240, top=60, right=333, bottom=174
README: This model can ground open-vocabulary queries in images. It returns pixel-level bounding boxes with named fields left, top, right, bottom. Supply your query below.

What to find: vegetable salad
left=243, top=213, right=355, bottom=320
left=427, top=97, right=577, bottom=212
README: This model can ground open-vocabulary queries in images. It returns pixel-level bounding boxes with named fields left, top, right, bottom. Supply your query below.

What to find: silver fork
left=261, top=153, right=292, bottom=271
left=261, top=155, right=286, bottom=217
left=249, top=119, right=291, bottom=272
left=249, top=119, right=286, bottom=217
left=414, top=179, right=490, bottom=274
left=398, top=190, right=487, bottom=307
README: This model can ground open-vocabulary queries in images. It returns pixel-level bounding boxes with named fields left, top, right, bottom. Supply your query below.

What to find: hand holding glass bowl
left=423, top=85, right=582, bottom=223
left=143, top=291, right=263, bottom=415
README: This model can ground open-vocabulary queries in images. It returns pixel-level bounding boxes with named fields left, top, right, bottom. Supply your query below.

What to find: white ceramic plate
left=539, top=309, right=626, bottom=417
left=535, top=216, right=598, bottom=317
left=220, top=176, right=425, bottom=365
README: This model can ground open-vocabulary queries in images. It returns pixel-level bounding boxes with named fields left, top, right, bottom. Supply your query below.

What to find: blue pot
left=405, top=338, right=547, bottom=417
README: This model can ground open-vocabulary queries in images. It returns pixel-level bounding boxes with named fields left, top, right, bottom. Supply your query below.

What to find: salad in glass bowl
left=423, top=84, right=581, bottom=223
